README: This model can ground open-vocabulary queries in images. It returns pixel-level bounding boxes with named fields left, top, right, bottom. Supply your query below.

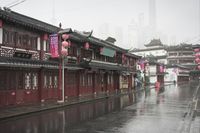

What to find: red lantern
left=195, top=58, right=200, bottom=63
left=160, top=66, right=164, bottom=73
left=62, top=34, right=69, bottom=40
left=195, top=53, right=200, bottom=57
left=61, top=48, right=68, bottom=56
left=84, top=42, right=90, bottom=50
left=62, top=41, right=69, bottom=47
left=194, top=48, right=200, bottom=52
left=0, top=20, right=2, bottom=28
left=43, top=34, right=48, bottom=40
left=198, top=65, right=200, bottom=70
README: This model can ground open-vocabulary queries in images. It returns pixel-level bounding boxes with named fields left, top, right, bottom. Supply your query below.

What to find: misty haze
left=0, top=0, right=200, bottom=133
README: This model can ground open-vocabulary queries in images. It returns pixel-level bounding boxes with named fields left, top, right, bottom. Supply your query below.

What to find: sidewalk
left=0, top=89, right=145, bottom=121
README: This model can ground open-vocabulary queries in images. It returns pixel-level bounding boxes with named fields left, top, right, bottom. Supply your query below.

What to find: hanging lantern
left=160, top=66, right=164, bottom=73
left=43, top=34, right=48, bottom=40
left=194, top=48, right=200, bottom=52
left=100, top=47, right=103, bottom=53
left=62, top=34, right=69, bottom=40
left=198, top=65, right=200, bottom=70
left=195, top=53, right=200, bottom=57
left=84, top=42, right=90, bottom=50
left=60, top=33, right=70, bottom=56
left=61, top=48, right=68, bottom=56
left=195, top=58, right=200, bottom=63
left=62, top=41, right=69, bottom=47
left=0, top=20, right=2, bottom=28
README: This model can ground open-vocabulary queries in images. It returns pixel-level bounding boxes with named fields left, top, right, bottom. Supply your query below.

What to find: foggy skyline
left=0, top=0, right=199, bottom=49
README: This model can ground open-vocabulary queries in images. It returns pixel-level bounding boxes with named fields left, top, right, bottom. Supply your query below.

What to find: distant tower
left=114, top=26, right=124, bottom=47
left=199, top=0, right=200, bottom=36
left=149, top=0, right=157, bottom=33
left=51, top=0, right=57, bottom=25
left=98, top=23, right=110, bottom=39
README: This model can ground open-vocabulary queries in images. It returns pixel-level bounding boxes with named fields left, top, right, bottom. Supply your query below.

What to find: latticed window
left=9, top=32, right=15, bottom=46
left=3, top=29, right=9, bottom=45
left=32, top=73, right=38, bottom=89
left=31, top=37, right=37, bottom=50
left=49, top=76, right=52, bottom=88
left=44, top=75, right=47, bottom=88
left=80, top=74, right=85, bottom=86
left=16, top=34, right=22, bottom=47
left=87, top=74, right=93, bottom=86
left=54, top=76, right=58, bottom=88
left=25, top=73, right=31, bottom=89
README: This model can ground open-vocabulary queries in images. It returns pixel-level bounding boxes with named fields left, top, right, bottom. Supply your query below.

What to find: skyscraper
left=199, top=0, right=200, bottom=36
left=149, top=0, right=157, bottom=34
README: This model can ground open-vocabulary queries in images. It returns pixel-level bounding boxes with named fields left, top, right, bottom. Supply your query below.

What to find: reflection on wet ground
left=68, top=82, right=200, bottom=133
left=0, top=82, right=199, bottom=133
left=0, top=91, right=139, bottom=133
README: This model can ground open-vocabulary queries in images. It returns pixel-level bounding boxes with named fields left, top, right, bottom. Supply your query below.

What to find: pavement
left=0, top=88, right=145, bottom=121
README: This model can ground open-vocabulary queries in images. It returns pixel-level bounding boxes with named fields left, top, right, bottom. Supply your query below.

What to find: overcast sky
left=0, top=0, right=199, bottom=48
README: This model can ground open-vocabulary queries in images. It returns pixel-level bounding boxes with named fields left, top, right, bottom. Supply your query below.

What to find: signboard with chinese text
left=50, top=34, right=59, bottom=58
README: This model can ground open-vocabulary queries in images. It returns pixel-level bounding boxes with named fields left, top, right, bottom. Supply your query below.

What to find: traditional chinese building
left=131, top=39, right=167, bottom=65
left=166, top=43, right=195, bottom=82
left=0, top=9, right=140, bottom=107
left=189, top=44, right=200, bottom=80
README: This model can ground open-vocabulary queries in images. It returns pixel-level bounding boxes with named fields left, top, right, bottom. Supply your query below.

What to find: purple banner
left=50, top=34, right=59, bottom=58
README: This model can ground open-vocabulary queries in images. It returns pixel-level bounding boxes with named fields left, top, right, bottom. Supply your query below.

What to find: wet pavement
left=0, top=82, right=199, bottom=133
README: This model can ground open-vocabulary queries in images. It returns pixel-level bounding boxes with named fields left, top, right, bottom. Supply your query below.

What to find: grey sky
left=0, top=0, right=199, bottom=48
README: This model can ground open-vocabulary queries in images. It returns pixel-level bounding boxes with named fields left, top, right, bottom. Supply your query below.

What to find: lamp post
left=58, top=31, right=70, bottom=103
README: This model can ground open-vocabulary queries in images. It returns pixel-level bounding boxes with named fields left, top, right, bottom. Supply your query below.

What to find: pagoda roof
left=144, top=39, right=163, bottom=47
left=165, top=43, right=193, bottom=51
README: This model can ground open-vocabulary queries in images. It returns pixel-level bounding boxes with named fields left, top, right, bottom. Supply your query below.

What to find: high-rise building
left=98, top=23, right=110, bottom=40
left=199, top=0, right=200, bottom=36
left=149, top=0, right=157, bottom=35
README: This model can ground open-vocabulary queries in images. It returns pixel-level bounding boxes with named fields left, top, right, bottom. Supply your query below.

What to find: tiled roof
left=0, top=56, right=58, bottom=68
left=0, top=9, right=60, bottom=33
left=145, top=39, right=163, bottom=47
left=69, top=31, right=127, bottom=52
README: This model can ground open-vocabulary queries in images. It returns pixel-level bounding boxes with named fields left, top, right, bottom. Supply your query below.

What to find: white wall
left=164, top=68, right=177, bottom=82
left=133, top=49, right=167, bottom=57
left=150, top=76, right=157, bottom=84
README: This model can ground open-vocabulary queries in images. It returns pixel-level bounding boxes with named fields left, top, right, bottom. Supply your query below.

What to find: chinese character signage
left=50, top=34, right=59, bottom=58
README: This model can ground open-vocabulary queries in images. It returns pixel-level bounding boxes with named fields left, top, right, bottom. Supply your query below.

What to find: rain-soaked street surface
left=0, top=82, right=200, bottom=133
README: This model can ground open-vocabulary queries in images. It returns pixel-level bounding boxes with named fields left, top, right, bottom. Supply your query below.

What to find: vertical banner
left=50, top=34, right=59, bottom=58
left=159, top=65, right=163, bottom=73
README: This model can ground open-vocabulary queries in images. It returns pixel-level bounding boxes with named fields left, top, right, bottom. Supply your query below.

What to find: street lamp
left=57, top=31, right=71, bottom=103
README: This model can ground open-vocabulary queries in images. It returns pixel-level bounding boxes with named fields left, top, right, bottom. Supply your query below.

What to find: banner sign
left=100, top=47, right=116, bottom=57
left=50, top=34, right=59, bottom=58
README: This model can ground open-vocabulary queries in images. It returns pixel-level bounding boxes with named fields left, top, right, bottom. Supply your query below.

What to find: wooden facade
left=0, top=9, right=140, bottom=107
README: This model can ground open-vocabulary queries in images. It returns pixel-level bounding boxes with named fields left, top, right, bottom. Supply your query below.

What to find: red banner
left=50, top=34, right=59, bottom=58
